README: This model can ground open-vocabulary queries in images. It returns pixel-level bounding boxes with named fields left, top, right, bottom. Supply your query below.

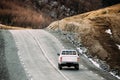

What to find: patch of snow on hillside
left=77, top=48, right=101, bottom=69
left=77, top=47, right=83, bottom=54
left=116, top=44, right=120, bottom=50
left=110, top=72, right=120, bottom=80
left=105, top=29, right=112, bottom=35
left=89, top=58, right=101, bottom=69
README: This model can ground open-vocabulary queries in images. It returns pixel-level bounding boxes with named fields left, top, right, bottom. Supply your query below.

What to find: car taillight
left=77, top=57, right=80, bottom=62
left=60, top=57, right=62, bottom=62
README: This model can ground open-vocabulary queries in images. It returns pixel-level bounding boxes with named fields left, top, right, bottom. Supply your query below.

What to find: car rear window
left=62, top=51, right=76, bottom=55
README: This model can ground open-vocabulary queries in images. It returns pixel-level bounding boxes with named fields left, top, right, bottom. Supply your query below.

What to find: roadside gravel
left=0, top=30, right=10, bottom=80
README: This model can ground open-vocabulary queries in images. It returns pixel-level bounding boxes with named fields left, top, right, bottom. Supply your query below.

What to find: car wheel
left=75, top=64, right=79, bottom=70
left=58, top=64, right=62, bottom=70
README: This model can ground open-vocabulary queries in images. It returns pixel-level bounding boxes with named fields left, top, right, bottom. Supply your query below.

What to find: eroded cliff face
left=48, top=4, right=120, bottom=71
left=1, top=0, right=119, bottom=28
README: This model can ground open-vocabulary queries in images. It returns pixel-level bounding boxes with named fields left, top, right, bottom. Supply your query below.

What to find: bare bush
left=0, top=0, right=52, bottom=28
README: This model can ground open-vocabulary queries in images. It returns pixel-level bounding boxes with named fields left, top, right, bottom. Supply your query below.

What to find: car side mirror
left=57, top=53, right=60, bottom=56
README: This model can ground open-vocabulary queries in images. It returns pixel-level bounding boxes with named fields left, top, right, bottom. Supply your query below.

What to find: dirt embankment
left=0, top=24, right=27, bottom=30
left=48, top=4, right=120, bottom=70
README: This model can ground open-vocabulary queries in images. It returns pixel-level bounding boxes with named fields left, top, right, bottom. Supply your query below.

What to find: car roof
left=61, top=49, right=76, bottom=51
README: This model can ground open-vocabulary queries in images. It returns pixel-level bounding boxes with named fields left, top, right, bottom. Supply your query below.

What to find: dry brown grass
left=0, top=24, right=28, bottom=30
left=48, top=4, right=120, bottom=70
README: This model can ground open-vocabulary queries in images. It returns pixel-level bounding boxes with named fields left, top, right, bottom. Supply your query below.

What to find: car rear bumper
left=60, top=62, right=79, bottom=66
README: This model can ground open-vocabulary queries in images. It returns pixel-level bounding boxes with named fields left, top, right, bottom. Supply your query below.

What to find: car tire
left=75, top=64, right=79, bottom=70
left=58, top=64, right=62, bottom=70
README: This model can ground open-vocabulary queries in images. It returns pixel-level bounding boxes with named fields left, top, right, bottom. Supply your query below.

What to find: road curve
left=9, top=29, right=110, bottom=80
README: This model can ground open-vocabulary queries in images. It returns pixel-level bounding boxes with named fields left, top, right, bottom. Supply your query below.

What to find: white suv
left=58, top=49, right=79, bottom=70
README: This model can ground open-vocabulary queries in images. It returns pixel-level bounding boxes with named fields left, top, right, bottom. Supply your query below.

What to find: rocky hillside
left=0, top=0, right=120, bottom=28
left=48, top=4, right=120, bottom=71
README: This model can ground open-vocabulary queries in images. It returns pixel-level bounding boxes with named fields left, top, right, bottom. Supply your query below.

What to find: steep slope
left=48, top=4, right=120, bottom=71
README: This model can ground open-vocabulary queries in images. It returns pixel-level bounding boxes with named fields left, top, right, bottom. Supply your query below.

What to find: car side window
left=62, top=51, right=65, bottom=55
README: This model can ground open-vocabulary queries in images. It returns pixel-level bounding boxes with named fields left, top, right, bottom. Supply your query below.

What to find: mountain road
left=3, top=29, right=117, bottom=80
